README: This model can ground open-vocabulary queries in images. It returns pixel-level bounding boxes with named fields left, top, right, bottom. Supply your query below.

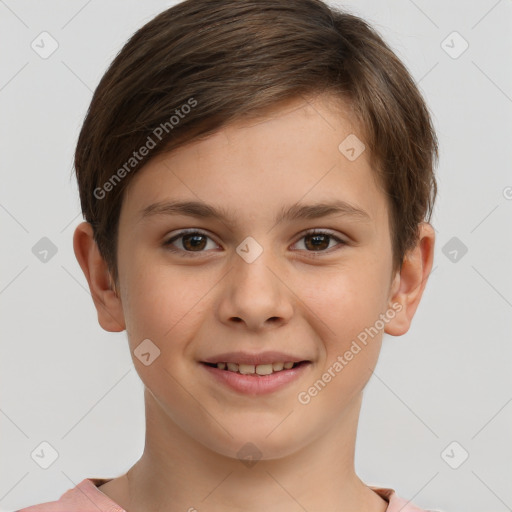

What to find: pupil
left=307, top=234, right=328, bottom=251
left=184, top=234, right=206, bottom=250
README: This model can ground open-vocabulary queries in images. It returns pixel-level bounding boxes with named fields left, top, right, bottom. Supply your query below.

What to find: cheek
left=301, top=260, right=389, bottom=339
left=296, top=260, right=389, bottom=396
left=297, top=268, right=385, bottom=411
left=119, top=251, right=215, bottom=345
left=118, top=247, right=167, bottom=340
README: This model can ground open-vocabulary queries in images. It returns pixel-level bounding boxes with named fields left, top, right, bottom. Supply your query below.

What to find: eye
left=163, top=229, right=220, bottom=256
left=292, top=229, right=346, bottom=254
left=162, top=228, right=346, bottom=257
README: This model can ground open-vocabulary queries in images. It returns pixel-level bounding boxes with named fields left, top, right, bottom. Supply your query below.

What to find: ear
left=73, top=221, right=126, bottom=332
left=384, top=222, right=435, bottom=336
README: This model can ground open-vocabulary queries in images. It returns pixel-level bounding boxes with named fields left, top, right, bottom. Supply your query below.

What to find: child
left=17, top=0, right=442, bottom=510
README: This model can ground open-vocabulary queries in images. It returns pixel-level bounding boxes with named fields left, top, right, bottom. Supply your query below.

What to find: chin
left=200, top=426, right=309, bottom=464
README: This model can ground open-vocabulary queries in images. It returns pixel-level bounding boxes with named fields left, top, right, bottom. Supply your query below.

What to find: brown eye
left=181, top=233, right=207, bottom=251
left=304, top=233, right=330, bottom=251
left=293, top=230, right=346, bottom=253
left=163, top=230, right=219, bottom=256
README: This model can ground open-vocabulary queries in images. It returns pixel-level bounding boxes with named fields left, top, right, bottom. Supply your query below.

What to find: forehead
left=120, top=93, right=387, bottom=231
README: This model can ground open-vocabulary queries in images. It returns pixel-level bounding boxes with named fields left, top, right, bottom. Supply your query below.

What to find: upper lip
left=201, top=351, right=311, bottom=366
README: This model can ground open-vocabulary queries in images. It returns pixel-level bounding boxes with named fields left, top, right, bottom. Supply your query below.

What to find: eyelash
left=162, top=229, right=347, bottom=257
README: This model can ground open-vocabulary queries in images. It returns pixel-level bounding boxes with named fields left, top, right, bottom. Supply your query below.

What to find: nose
left=216, top=245, right=294, bottom=332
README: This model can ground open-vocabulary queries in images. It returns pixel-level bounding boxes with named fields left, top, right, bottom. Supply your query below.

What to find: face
left=114, top=93, right=399, bottom=460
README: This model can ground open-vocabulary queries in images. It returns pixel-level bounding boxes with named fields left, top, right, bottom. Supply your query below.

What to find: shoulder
left=15, top=478, right=125, bottom=512
left=370, top=486, right=445, bottom=512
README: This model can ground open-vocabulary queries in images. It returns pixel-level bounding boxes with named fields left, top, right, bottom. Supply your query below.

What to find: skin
left=74, top=92, right=435, bottom=512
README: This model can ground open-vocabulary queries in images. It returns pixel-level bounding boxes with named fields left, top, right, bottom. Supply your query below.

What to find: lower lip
left=200, top=362, right=311, bottom=395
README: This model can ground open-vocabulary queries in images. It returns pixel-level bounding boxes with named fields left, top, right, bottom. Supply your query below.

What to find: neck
left=103, top=389, right=388, bottom=512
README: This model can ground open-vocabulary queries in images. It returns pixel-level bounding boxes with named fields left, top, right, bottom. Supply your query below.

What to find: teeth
left=215, top=361, right=299, bottom=375
left=239, top=364, right=255, bottom=374
left=256, top=364, right=273, bottom=375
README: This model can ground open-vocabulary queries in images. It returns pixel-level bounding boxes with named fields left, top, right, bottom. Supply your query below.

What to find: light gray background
left=1, top=1, right=511, bottom=511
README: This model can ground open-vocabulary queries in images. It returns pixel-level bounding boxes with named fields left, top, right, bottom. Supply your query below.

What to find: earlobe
left=384, top=222, right=435, bottom=337
left=73, top=221, right=126, bottom=332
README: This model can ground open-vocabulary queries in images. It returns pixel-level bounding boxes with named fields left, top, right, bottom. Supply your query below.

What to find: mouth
left=201, top=360, right=309, bottom=376
left=199, top=350, right=313, bottom=394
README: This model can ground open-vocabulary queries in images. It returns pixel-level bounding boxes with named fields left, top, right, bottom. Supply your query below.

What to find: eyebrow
left=138, top=199, right=371, bottom=225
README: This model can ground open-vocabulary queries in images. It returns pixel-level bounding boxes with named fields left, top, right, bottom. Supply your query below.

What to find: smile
left=203, top=361, right=304, bottom=375
left=200, top=361, right=311, bottom=395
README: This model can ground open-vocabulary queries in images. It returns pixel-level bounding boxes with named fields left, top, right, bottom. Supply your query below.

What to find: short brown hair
left=74, top=0, right=438, bottom=285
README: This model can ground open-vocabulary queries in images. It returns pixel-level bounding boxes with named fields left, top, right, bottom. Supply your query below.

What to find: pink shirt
left=15, top=478, right=442, bottom=512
